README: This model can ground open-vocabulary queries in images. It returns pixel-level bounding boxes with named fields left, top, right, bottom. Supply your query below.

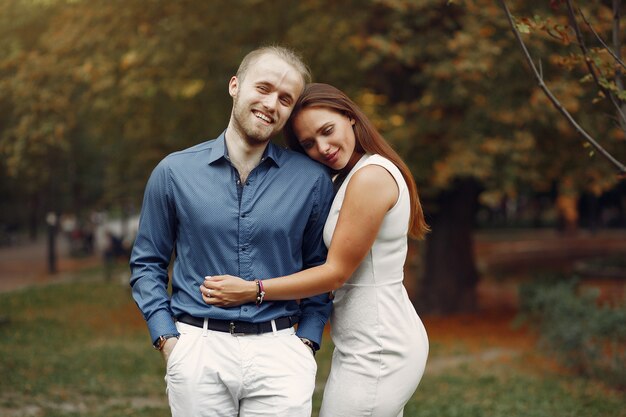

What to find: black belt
left=177, top=314, right=298, bottom=335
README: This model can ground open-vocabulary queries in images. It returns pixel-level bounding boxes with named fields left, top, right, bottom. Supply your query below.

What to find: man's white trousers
left=166, top=320, right=317, bottom=417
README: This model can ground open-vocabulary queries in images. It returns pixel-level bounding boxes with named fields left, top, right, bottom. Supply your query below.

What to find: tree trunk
left=46, top=212, right=58, bottom=275
left=28, top=194, right=40, bottom=241
left=419, top=178, right=482, bottom=314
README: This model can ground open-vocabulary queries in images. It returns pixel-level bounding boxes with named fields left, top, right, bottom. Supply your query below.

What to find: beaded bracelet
left=255, top=279, right=265, bottom=306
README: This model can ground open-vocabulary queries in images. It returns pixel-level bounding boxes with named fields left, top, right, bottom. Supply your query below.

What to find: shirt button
left=243, top=307, right=248, bottom=312
left=245, top=181, right=249, bottom=186
left=241, top=213, right=246, bottom=218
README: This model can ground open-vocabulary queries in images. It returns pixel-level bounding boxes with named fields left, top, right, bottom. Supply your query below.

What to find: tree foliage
left=339, top=0, right=625, bottom=311
left=1, top=0, right=624, bottom=310
left=500, top=0, right=626, bottom=173
left=350, top=0, right=624, bottom=202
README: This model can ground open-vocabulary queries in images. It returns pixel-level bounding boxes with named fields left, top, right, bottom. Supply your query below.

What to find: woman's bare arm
left=201, top=165, right=399, bottom=306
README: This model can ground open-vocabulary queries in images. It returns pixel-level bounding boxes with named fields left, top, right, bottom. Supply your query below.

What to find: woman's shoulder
left=344, top=158, right=400, bottom=210
left=355, top=154, right=404, bottom=185
left=361, top=153, right=397, bottom=169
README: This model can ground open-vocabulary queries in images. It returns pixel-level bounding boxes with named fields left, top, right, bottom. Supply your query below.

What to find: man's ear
left=228, top=76, right=239, bottom=98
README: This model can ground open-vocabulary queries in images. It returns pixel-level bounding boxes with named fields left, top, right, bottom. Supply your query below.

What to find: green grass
left=0, top=270, right=624, bottom=417
left=410, top=365, right=625, bottom=417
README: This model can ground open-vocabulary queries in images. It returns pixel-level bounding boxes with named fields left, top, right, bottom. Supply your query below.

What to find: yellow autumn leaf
left=180, top=79, right=205, bottom=99
left=516, top=22, right=531, bottom=34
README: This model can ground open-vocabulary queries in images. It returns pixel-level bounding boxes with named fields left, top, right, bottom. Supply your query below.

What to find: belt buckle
left=229, top=322, right=245, bottom=336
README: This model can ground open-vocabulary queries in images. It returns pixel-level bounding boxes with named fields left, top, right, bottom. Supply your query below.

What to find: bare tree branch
left=564, top=0, right=626, bottom=128
left=612, top=0, right=624, bottom=75
left=578, top=6, right=626, bottom=71
left=611, top=0, right=626, bottom=131
left=497, top=0, right=626, bottom=174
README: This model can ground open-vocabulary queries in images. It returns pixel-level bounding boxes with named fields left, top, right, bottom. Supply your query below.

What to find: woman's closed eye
left=300, top=140, right=315, bottom=150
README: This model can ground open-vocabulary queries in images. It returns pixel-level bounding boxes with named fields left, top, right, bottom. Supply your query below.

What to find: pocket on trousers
left=166, top=334, right=185, bottom=372
left=290, top=335, right=318, bottom=374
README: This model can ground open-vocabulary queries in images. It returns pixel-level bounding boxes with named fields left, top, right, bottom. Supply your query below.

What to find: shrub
left=517, top=276, right=626, bottom=388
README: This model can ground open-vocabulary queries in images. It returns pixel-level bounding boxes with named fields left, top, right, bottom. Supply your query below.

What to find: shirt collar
left=207, top=131, right=228, bottom=165
left=207, top=130, right=282, bottom=167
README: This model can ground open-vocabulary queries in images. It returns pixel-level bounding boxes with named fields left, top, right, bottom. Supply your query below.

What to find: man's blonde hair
left=236, top=46, right=312, bottom=85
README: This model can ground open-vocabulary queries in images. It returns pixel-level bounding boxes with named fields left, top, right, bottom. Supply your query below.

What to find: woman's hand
left=200, top=275, right=257, bottom=307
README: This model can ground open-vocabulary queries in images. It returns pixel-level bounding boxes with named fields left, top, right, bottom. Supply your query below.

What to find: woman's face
left=292, top=106, right=360, bottom=171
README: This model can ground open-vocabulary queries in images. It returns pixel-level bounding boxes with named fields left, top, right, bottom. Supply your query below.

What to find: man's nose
left=261, top=93, right=278, bottom=111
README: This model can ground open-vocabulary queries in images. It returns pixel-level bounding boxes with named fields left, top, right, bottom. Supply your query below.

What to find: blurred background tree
left=335, top=0, right=625, bottom=312
left=0, top=0, right=624, bottom=311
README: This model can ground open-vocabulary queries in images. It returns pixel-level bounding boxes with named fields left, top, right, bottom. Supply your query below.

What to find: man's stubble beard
left=231, top=97, right=276, bottom=146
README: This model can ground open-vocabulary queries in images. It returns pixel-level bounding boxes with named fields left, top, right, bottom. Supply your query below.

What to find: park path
left=1, top=229, right=625, bottom=294
left=0, top=237, right=102, bottom=293
left=474, top=228, right=626, bottom=272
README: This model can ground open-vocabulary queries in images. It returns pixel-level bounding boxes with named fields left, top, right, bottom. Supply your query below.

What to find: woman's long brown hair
left=284, top=83, right=429, bottom=239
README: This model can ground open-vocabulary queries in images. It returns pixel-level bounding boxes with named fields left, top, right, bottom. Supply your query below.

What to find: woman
left=201, top=83, right=429, bottom=417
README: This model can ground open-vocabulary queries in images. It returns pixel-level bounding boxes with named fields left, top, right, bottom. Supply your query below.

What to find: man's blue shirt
left=130, top=131, right=334, bottom=347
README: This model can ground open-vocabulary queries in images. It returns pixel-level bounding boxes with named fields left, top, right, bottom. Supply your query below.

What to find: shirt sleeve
left=129, top=159, right=179, bottom=344
left=295, top=171, right=335, bottom=347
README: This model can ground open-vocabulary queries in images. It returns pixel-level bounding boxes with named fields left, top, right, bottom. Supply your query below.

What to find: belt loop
left=271, top=319, right=278, bottom=336
left=202, top=318, right=208, bottom=337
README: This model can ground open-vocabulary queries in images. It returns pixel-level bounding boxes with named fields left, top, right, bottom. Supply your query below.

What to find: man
left=130, top=46, right=334, bottom=416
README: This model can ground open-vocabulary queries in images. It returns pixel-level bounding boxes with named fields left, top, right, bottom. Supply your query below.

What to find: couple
left=130, top=45, right=429, bottom=417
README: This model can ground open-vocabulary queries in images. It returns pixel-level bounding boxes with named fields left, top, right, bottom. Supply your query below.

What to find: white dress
left=319, top=154, right=429, bottom=417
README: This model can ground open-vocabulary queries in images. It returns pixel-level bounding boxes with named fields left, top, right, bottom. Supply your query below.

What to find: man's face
left=229, top=54, right=304, bottom=145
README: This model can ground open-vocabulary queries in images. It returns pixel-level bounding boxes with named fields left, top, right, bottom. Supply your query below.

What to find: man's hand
left=161, top=337, right=178, bottom=363
left=200, top=275, right=257, bottom=307
left=300, top=338, right=316, bottom=356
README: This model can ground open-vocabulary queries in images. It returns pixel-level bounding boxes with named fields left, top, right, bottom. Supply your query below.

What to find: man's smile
left=253, top=110, right=273, bottom=124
